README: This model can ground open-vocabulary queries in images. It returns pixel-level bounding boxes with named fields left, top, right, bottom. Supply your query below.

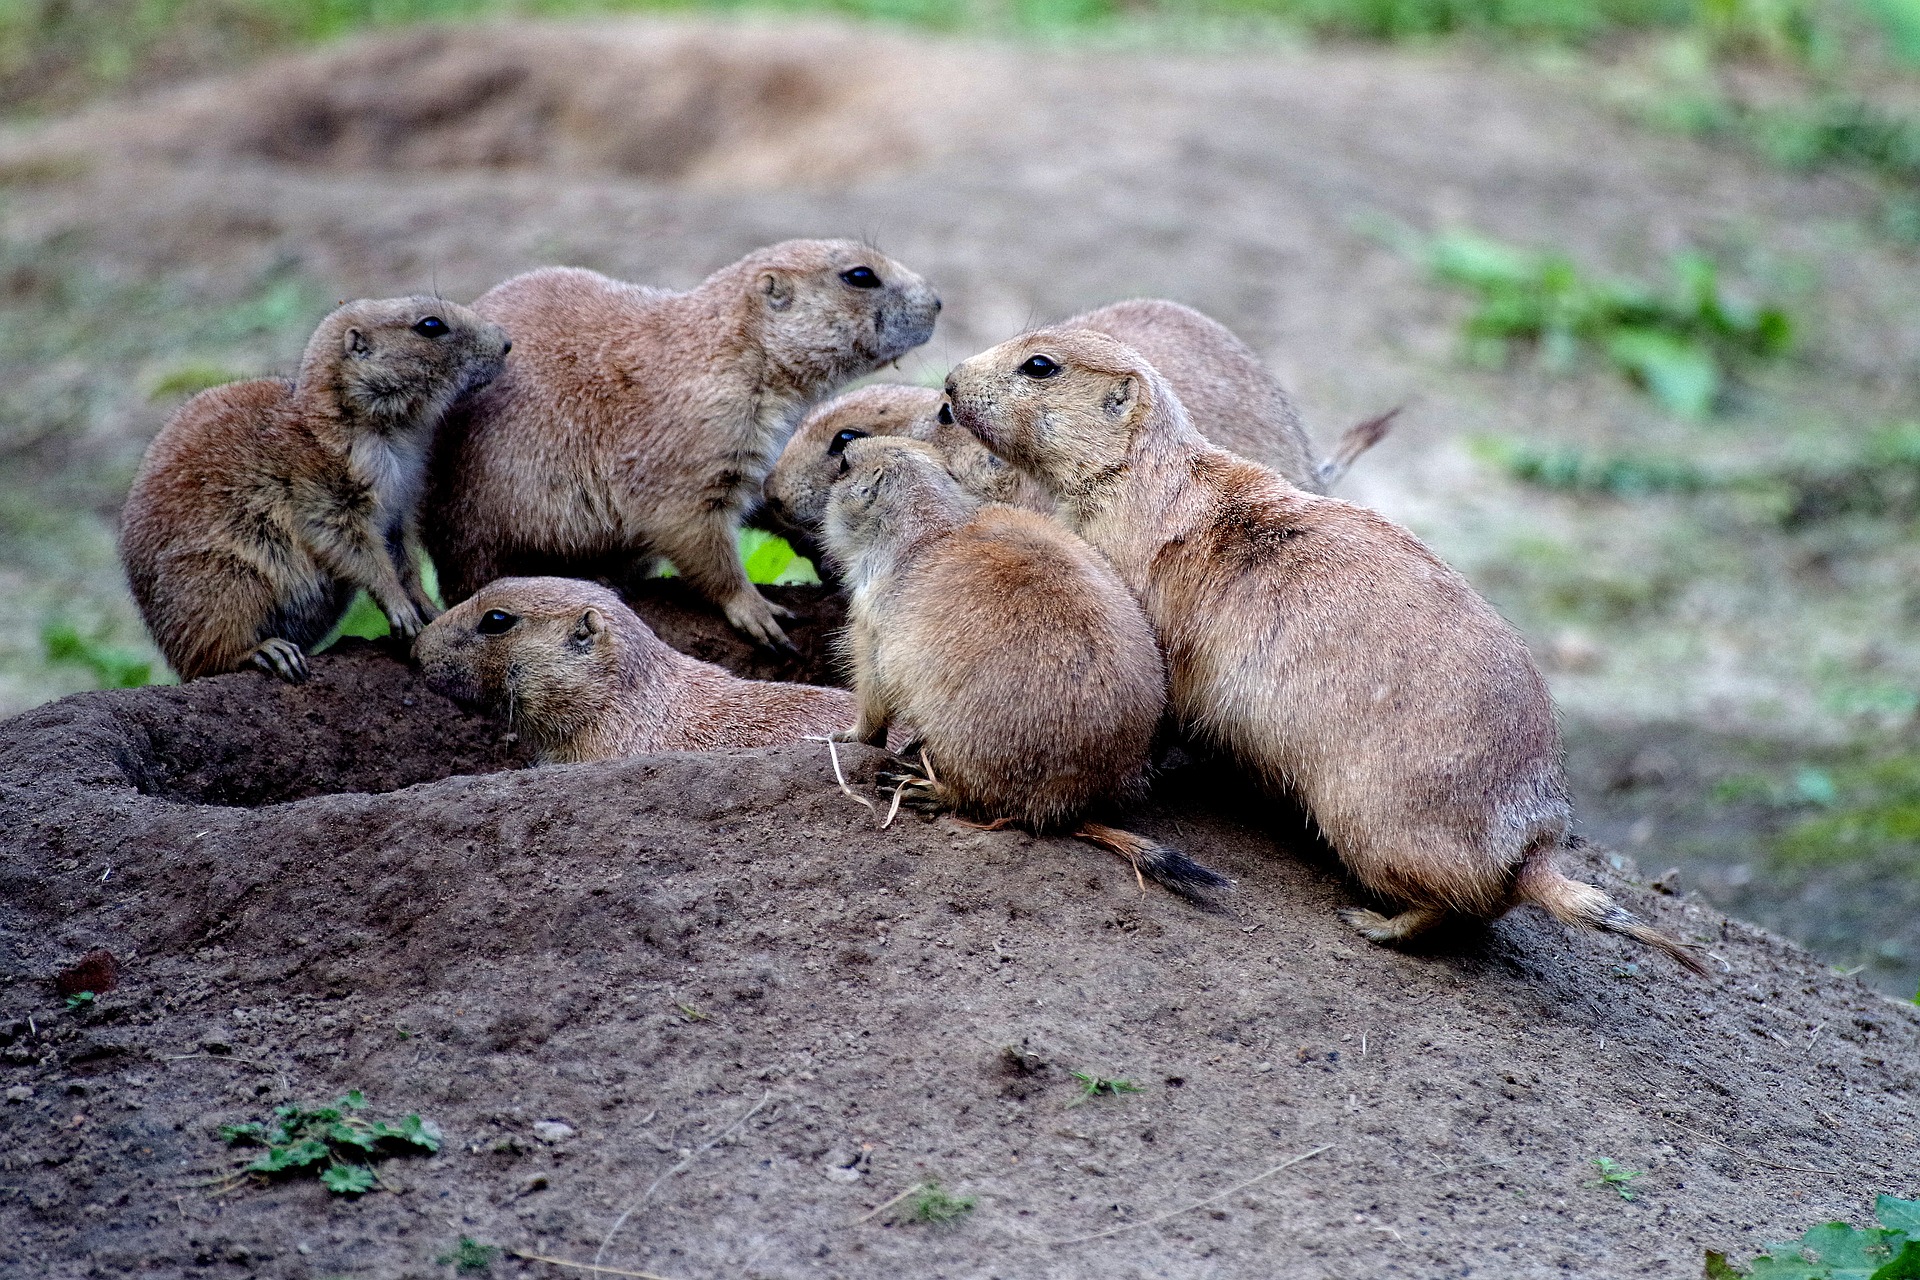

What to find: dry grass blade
left=593, top=1091, right=775, bottom=1269
left=809, top=735, right=875, bottom=813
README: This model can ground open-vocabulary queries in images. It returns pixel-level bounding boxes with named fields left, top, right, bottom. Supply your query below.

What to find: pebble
left=532, top=1120, right=576, bottom=1144
left=4, top=1085, right=32, bottom=1103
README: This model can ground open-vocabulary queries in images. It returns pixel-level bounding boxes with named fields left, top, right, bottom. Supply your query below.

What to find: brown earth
left=3, top=608, right=1919, bottom=1279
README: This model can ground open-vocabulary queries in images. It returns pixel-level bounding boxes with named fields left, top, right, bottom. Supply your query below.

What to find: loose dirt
left=2, top=611, right=1917, bottom=1278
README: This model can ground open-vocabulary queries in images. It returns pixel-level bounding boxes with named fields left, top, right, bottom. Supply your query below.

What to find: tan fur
left=945, top=329, right=1703, bottom=972
left=120, top=297, right=510, bottom=682
left=821, top=437, right=1164, bottom=830
left=413, top=576, right=852, bottom=764
left=424, top=240, right=941, bottom=648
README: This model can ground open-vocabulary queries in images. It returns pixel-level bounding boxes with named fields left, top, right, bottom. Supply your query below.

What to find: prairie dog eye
left=839, top=266, right=881, bottom=289
left=827, top=428, right=869, bottom=457
left=1017, top=355, right=1060, bottom=379
left=937, top=403, right=954, bottom=424
left=476, top=609, right=517, bottom=635
left=413, top=316, right=450, bottom=337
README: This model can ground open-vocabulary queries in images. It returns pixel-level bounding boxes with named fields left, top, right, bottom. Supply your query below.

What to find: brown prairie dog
left=760, top=298, right=1391, bottom=558
left=944, top=330, right=1703, bottom=972
left=1062, top=299, right=1389, bottom=491
left=121, top=298, right=510, bottom=683
left=821, top=435, right=1227, bottom=902
left=424, top=240, right=942, bottom=649
left=413, top=576, right=853, bottom=764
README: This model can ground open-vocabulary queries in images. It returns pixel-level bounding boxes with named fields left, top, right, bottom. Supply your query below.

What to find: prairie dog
left=424, top=240, right=941, bottom=648
left=822, top=436, right=1226, bottom=902
left=413, top=576, right=853, bottom=764
left=1062, top=299, right=1387, bottom=491
left=121, top=297, right=510, bottom=682
left=760, top=384, right=1049, bottom=562
left=944, top=330, right=1702, bottom=972
left=761, top=299, right=1391, bottom=558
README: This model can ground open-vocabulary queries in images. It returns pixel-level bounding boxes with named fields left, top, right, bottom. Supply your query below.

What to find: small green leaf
left=1605, top=328, right=1719, bottom=419
left=1880, top=1197, right=1920, bottom=1236
left=219, top=1123, right=264, bottom=1145
left=340, top=1090, right=365, bottom=1110
left=1873, top=1240, right=1920, bottom=1280
left=320, top=1164, right=376, bottom=1195
left=249, top=1139, right=331, bottom=1172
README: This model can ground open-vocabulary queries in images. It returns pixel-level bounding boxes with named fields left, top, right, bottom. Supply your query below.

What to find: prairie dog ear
left=572, top=609, right=605, bottom=648
left=1102, top=374, right=1139, bottom=420
left=761, top=272, right=794, bottom=311
left=342, top=327, right=371, bottom=357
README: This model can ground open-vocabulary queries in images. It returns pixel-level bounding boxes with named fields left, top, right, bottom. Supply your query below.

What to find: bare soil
left=2, top=20, right=1919, bottom=1275
left=3, top=612, right=1919, bottom=1278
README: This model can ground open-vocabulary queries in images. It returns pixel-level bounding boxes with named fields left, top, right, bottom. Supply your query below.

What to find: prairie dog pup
left=822, top=436, right=1226, bottom=902
left=414, top=577, right=853, bottom=764
left=425, top=240, right=941, bottom=648
left=760, top=384, right=1049, bottom=561
left=945, top=330, right=1702, bottom=972
left=121, top=298, right=510, bottom=682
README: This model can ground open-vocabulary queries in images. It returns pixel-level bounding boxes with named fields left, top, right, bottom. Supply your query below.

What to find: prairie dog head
left=735, top=240, right=941, bottom=390
left=764, top=384, right=942, bottom=540
left=303, top=296, right=511, bottom=432
left=944, top=327, right=1186, bottom=500
left=413, top=576, right=656, bottom=758
left=822, top=436, right=979, bottom=585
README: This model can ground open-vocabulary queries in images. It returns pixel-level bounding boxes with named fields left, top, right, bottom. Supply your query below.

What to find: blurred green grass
left=6, top=0, right=1919, bottom=118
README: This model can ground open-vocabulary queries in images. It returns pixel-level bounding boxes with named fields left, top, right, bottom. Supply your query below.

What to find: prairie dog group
left=121, top=297, right=509, bottom=682
left=821, top=436, right=1227, bottom=900
left=425, top=239, right=941, bottom=648
left=945, top=328, right=1702, bottom=971
left=414, top=576, right=852, bottom=764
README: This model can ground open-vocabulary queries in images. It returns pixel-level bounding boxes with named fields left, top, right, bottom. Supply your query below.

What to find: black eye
left=1018, top=355, right=1060, bottom=379
left=413, top=316, right=449, bottom=337
left=839, top=266, right=881, bottom=289
left=476, top=609, right=517, bottom=635
left=937, top=403, right=954, bottom=425
left=826, top=428, right=868, bottom=457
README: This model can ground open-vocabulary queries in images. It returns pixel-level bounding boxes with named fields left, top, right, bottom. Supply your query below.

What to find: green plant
left=1771, top=750, right=1920, bottom=869
left=63, top=990, right=95, bottom=1011
left=904, top=1181, right=976, bottom=1225
left=41, top=620, right=152, bottom=688
left=1068, top=1070, right=1144, bottom=1105
left=1590, top=1156, right=1645, bottom=1200
left=148, top=362, right=247, bottom=402
left=654, top=529, right=821, bottom=586
left=436, top=1237, right=501, bottom=1274
left=1408, top=229, right=1791, bottom=418
left=219, top=1089, right=441, bottom=1195
left=1707, top=1194, right=1920, bottom=1278
left=738, top=528, right=822, bottom=585
left=1472, top=437, right=1713, bottom=499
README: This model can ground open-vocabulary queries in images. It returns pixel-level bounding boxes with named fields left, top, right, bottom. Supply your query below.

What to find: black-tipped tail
left=1315, top=406, right=1401, bottom=490
left=1515, top=858, right=1709, bottom=975
left=1075, top=822, right=1231, bottom=909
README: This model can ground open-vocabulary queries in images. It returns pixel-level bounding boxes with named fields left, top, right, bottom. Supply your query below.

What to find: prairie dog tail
left=1076, top=822, right=1231, bottom=908
left=1514, top=857, right=1708, bottom=975
left=1314, top=407, right=1401, bottom=490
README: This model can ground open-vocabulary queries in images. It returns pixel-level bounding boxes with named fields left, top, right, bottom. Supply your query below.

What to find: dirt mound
left=7, top=21, right=995, bottom=190
left=2, top=625, right=1917, bottom=1278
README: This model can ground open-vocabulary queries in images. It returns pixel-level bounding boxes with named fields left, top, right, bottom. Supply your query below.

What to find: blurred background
left=2, top=0, right=1917, bottom=994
